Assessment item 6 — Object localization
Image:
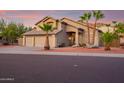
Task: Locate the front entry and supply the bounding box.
[67,32,75,46]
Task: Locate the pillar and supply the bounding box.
[75,29,79,46]
[23,36,26,46]
[33,36,35,47]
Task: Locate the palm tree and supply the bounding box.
[38,24,53,50]
[92,10,104,45]
[80,12,91,45]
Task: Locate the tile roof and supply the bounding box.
[23,29,61,36]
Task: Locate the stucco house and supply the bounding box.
[22,16,103,48]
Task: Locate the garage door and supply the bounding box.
[35,36,45,47]
[26,36,34,47]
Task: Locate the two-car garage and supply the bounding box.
[23,34,56,48]
[24,36,46,47]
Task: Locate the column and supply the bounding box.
[23,36,26,46]
[75,29,79,46]
[33,36,35,47]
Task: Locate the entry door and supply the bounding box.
[68,32,75,46]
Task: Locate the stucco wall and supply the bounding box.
[120,37,124,44]
[79,32,86,45]
[18,38,23,46]
[66,25,77,32]
[23,35,56,48]
[55,30,70,47]
[36,18,58,30]
[49,35,56,48]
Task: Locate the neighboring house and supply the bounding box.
[22,16,102,48]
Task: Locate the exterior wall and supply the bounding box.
[98,32,104,47]
[97,26,114,32]
[79,32,85,46]
[120,37,124,44]
[22,36,26,46]
[55,30,70,47]
[111,39,120,47]
[23,35,56,48]
[66,25,77,32]
[18,38,23,46]
[94,30,100,46]
[62,18,87,30]
[49,35,56,48]
[36,18,58,30]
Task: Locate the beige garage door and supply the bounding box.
[26,36,34,47]
[35,36,45,47]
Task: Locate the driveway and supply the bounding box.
[0,46,41,54]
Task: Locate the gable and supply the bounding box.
[35,16,58,29]
[61,18,89,31]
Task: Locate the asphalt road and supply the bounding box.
[0,54,124,83]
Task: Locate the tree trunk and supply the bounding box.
[44,32,50,50]
[104,43,111,51]
[92,20,97,45]
[87,21,90,45]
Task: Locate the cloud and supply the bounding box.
[0,11,40,20]
[8,14,39,19]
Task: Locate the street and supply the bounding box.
[0,54,124,83]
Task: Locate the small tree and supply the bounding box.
[0,21,31,45]
[17,24,32,38]
[0,29,9,45]
[38,24,53,50]
[6,22,18,44]
[102,31,118,51]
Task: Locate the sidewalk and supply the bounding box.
[0,46,124,58]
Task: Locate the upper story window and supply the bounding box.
[47,22,54,25]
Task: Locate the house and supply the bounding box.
[22,16,103,48]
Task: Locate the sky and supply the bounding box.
[0,10,124,27]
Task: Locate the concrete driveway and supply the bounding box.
[0,46,41,54]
